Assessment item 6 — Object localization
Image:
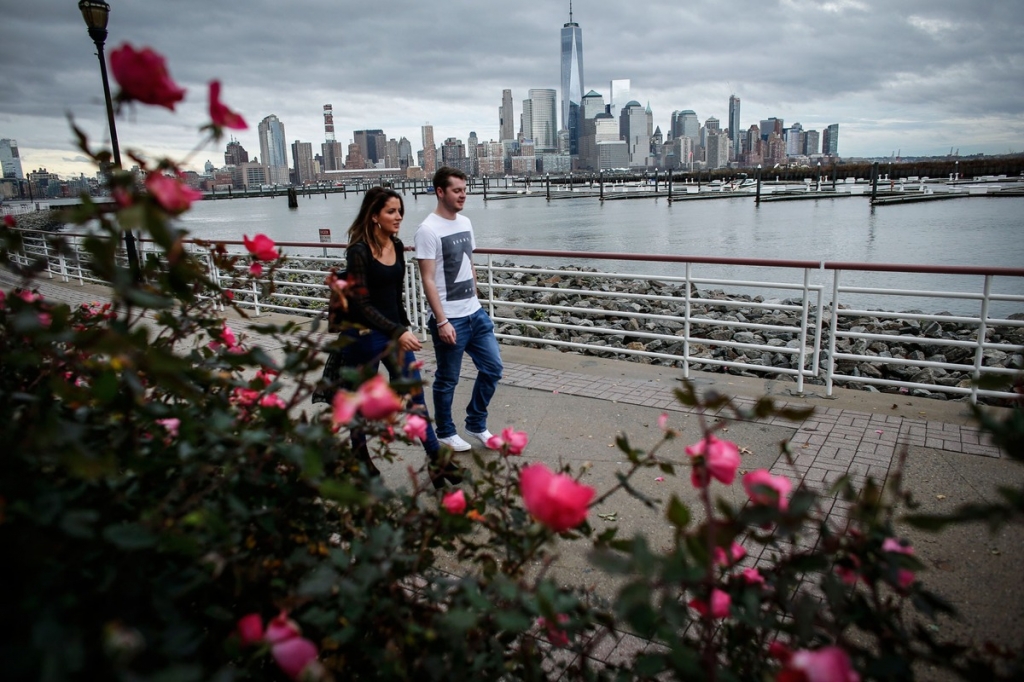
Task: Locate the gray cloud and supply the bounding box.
[3,0,1022,177]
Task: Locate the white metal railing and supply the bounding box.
[8,229,1024,403]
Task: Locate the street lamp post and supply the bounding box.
[79,0,140,278]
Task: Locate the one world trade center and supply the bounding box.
[560,2,584,156]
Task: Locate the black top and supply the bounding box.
[345,237,411,338]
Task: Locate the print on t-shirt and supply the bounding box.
[441,232,475,301]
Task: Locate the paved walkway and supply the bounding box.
[6,270,1022,675]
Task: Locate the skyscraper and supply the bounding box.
[560,2,584,155]
[760,117,784,141]
[608,79,630,115]
[581,90,604,120]
[291,141,315,185]
[0,139,25,179]
[467,131,479,176]
[421,124,436,174]
[728,95,741,160]
[354,130,387,165]
[671,110,700,144]
[619,101,649,167]
[224,139,249,166]
[785,122,804,156]
[527,89,558,153]
[398,137,412,168]
[258,115,289,185]
[822,124,840,156]
[500,89,515,142]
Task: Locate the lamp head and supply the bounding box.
[79,0,110,31]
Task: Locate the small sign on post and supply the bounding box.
[318,228,331,257]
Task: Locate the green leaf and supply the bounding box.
[60,509,100,539]
[103,522,157,550]
[298,564,339,598]
[93,369,119,403]
[319,480,367,506]
[666,494,691,529]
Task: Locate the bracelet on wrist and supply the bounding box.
[437,319,450,328]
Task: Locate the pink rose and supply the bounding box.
[255,369,278,386]
[356,375,402,420]
[265,612,301,644]
[236,613,264,646]
[657,412,669,430]
[231,387,261,407]
[520,463,595,533]
[208,80,247,130]
[713,541,746,566]
[3,214,15,227]
[742,567,765,585]
[156,418,180,437]
[271,637,319,680]
[486,426,529,455]
[781,646,860,682]
[331,391,360,426]
[243,233,279,261]
[403,414,428,441]
[689,588,731,619]
[538,614,570,647]
[249,262,263,277]
[686,434,741,488]
[109,43,186,110]
[209,322,238,351]
[743,469,792,511]
[442,489,467,515]
[145,172,203,214]
[882,538,913,555]
[259,394,286,409]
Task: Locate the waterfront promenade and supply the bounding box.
[6,270,1023,675]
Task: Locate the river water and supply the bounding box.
[176,190,1024,317]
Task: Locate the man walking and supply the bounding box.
[415,167,503,451]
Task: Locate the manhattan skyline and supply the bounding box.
[2,0,1022,179]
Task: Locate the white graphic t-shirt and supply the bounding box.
[414,212,482,320]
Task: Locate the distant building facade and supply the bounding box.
[560,7,584,155]
[1,139,25,179]
[257,115,289,185]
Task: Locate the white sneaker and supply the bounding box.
[438,434,472,452]
[467,429,498,450]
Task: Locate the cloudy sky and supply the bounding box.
[3,0,1022,178]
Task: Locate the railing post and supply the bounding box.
[486,254,495,318]
[251,281,261,317]
[812,284,823,376]
[42,238,54,279]
[683,262,692,379]
[796,268,811,394]
[826,269,841,396]
[76,235,85,285]
[970,275,993,405]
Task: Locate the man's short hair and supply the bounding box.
[433,166,468,192]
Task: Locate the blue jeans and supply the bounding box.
[428,308,504,438]
[339,329,440,457]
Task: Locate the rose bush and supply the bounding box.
[1,42,1021,682]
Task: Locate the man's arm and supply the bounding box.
[417,258,456,345]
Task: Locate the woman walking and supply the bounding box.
[314,187,461,488]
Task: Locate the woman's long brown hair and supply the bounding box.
[347,186,405,257]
